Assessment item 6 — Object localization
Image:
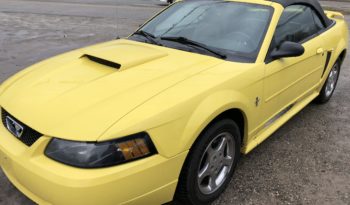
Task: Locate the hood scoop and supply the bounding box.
[82,42,168,71]
[83,54,121,69]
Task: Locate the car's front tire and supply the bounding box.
[174,119,241,205]
[315,60,341,104]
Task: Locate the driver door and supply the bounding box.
[263,5,327,122]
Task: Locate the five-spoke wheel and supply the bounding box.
[175,119,241,205]
[197,132,235,195]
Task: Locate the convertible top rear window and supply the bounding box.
[132,1,273,63]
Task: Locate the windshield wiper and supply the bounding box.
[160,36,227,59]
[133,30,162,46]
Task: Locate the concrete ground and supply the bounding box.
[322,0,350,14]
[0,0,349,204]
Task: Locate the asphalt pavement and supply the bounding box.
[0,1,349,205]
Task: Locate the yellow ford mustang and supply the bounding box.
[0,0,348,204]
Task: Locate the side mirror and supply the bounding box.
[270,41,305,60]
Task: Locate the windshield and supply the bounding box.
[130,1,273,62]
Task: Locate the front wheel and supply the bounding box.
[314,60,341,104]
[174,119,241,205]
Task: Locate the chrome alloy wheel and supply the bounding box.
[325,63,340,97]
[197,132,235,195]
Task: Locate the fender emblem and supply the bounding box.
[255,97,261,107]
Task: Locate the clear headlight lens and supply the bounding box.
[45,132,157,168]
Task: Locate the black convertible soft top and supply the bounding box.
[186,0,332,27]
[271,0,332,27]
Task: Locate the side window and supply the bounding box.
[274,5,324,47]
[312,9,326,31]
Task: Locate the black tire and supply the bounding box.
[314,60,341,104]
[174,119,241,205]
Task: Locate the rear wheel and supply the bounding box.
[314,60,341,104]
[174,119,241,205]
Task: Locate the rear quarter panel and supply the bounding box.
[318,12,349,89]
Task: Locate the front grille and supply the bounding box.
[1,109,42,146]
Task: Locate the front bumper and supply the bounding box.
[0,123,188,205]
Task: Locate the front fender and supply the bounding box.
[101,88,251,158]
[180,90,250,153]
[146,90,251,158]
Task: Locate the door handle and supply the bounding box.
[316,48,325,55]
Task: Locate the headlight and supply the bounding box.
[45,132,157,168]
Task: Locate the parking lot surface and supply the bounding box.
[0,1,349,204]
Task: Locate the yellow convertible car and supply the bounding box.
[0,0,348,204]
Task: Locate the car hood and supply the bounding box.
[0,39,222,141]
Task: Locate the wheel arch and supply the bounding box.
[184,106,249,155]
[202,109,247,146]
[338,49,347,66]
[180,91,251,154]
[174,109,246,204]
